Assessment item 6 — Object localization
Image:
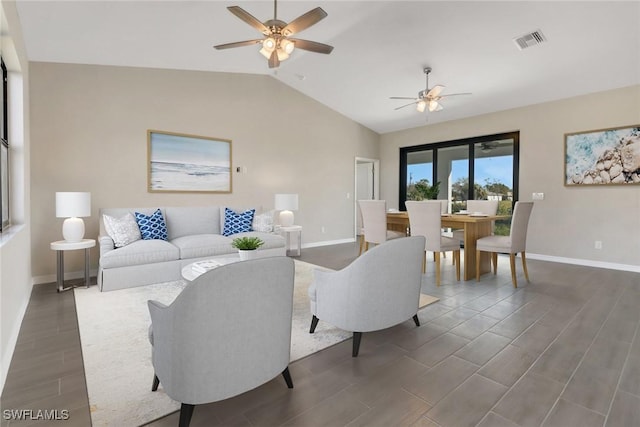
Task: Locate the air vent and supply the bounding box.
[513,30,547,50]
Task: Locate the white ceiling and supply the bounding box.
[14,1,640,134]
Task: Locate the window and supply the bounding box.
[400,132,519,234]
[1,57,9,231]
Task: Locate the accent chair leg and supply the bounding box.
[476,249,481,281]
[521,251,530,282]
[358,235,364,255]
[509,253,518,288]
[309,315,319,333]
[281,367,294,388]
[151,374,159,391]
[179,403,195,427]
[352,332,363,357]
[413,314,420,327]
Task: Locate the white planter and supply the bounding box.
[238,249,257,261]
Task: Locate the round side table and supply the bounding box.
[50,239,96,292]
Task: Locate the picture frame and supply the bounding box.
[564,124,640,186]
[147,130,232,193]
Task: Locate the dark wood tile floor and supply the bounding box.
[2,243,639,426]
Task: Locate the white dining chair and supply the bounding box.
[475,201,534,287]
[452,200,500,244]
[357,200,404,253]
[405,200,461,286]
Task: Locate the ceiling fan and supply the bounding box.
[391,67,471,113]
[214,0,334,69]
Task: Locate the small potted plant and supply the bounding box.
[231,236,265,261]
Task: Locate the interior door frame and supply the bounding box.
[354,157,380,239]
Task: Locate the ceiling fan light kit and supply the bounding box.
[390,67,471,114]
[214,0,333,68]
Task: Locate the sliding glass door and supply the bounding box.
[400,131,519,221]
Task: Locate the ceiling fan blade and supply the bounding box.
[214,39,263,50]
[394,101,419,111]
[389,97,417,100]
[227,6,270,35]
[427,85,445,98]
[428,100,443,112]
[282,7,328,36]
[439,92,473,98]
[289,38,333,54]
[268,50,280,68]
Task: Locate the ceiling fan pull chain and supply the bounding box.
[274,0,278,20]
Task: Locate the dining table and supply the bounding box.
[386,211,510,281]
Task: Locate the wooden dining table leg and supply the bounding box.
[463,222,493,281]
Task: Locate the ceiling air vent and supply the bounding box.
[513,30,547,50]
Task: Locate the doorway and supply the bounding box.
[354,157,380,239]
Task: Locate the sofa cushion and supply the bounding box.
[164,207,220,240]
[229,231,285,250]
[103,212,141,247]
[171,234,235,259]
[100,239,180,268]
[135,209,168,241]
[222,208,255,236]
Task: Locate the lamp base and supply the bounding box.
[62,217,86,242]
[279,210,294,227]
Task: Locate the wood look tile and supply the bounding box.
[478,344,537,387]
[449,314,500,340]
[282,389,369,427]
[619,355,640,396]
[429,307,479,330]
[408,333,470,368]
[605,390,640,427]
[454,332,511,366]
[345,389,430,427]
[403,356,479,405]
[543,399,605,427]
[476,412,520,427]
[427,374,507,427]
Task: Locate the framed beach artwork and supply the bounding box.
[147,130,232,193]
[564,125,640,186]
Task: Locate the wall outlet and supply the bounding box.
[595,240,603,250]
[532,192,544,200]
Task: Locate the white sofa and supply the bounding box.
[98,206,286,291]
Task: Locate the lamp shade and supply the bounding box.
[56,192,91,218]
[274,194,298,211]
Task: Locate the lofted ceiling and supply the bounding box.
[14,1,640,134]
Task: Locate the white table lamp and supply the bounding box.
[56,192,91,242]
[275,193,298,227]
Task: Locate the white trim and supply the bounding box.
[32,268,99,285]
[1,292,29,392]
[302,238,356,249]
[527,253,640,273]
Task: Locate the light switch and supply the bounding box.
[532,192,544,200]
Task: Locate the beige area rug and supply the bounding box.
[74,260,439,427]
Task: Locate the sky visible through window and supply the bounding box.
[408,155,513,188]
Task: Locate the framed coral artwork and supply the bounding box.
[147,130,232,193]
[564,125,640,186]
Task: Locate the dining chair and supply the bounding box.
[475,201,534,288]
[452,199,500,244]
[357,200,404,253]
[405,200,461,286]
[356,205,366,255]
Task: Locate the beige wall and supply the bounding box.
[380,85,640,268]
[29,63,379,279]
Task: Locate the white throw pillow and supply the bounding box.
[252,210,275,232]
[103,213,142,247]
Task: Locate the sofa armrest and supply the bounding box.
[99,234,115,257]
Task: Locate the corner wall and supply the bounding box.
[29,63,379,279]
[380,85,640,268]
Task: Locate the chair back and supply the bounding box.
[509,201,534,252]
[466,200,499,215]
[314,236,425,332]
[148,257,295,405]
[405,200,443,251]
[358,200,388,244]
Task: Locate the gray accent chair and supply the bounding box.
[148,257,295,427]
[308,236,425,357]
[357,200,405,253]
[475,201,534,287]
[406,201,461,286]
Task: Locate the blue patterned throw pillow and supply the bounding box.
[134,209,168,241]
[223,208,255,236]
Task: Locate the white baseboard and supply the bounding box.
[526,253,640,273]
[33,268,99,285]
[1,289,30,393]
[302,238,356,249]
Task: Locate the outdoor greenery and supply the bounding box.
[231,236,264,250]
[407,180,441,200]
